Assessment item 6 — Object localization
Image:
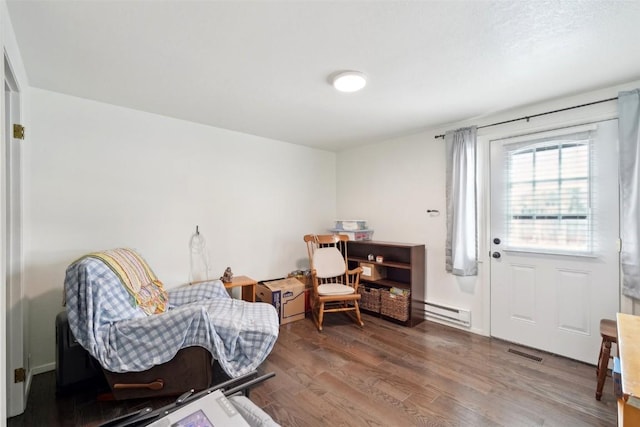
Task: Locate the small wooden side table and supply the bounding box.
[224,275,257,302]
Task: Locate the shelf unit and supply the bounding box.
[347,240,425,327]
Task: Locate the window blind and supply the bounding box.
[504,130,594,254]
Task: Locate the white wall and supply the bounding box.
[337,125,489,333]
[24,88,336,370]
[338,78,640,335]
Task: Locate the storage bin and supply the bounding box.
[334,220,367,231]
[381,288,410,322]
[359,262,386,280]
[330,229,374,241]
[358,286,381,313]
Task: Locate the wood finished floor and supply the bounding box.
[8,313,618,426]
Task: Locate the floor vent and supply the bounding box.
[508,348,543,362]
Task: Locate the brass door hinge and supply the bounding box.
[13,124,25,140]
[14,367,25,383]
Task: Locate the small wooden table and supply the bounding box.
[616,313,640,426]
[223,275,257,302]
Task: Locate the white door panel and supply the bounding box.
[556,268,590,334]
[509,264,535,323]
[490,120,619,364]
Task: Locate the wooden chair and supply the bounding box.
[304,234,364,331]
[595,318,618,400]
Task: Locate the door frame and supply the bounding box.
[3,52,26,417]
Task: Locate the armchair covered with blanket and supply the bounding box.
[63,248,279,399]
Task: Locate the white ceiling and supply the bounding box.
[7,1,640,151]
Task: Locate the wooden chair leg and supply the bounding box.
[310,298,319,330]
[354,302,364,327]
[596,339,611,401]
[317,302,325,332]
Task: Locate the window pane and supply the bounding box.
[559,180,589,216]
[561,144,589,179]
[508,182,533,216]
[535,181,559,215]
[535,147,559,181]
[505,132,592,253]
[509,151,533,183]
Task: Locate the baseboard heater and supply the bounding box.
[421,301,471,327]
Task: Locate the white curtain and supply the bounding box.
[619,89,640,299]
[445,126,478,276]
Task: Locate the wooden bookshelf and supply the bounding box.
[347,240,425,327]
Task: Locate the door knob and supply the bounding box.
[493,238,501,245]
[492,252,501,259]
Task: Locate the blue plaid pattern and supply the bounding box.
[64,257,279,377]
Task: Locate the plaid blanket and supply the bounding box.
[64,256,279,377]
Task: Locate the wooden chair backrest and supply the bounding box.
[303,234,349,271]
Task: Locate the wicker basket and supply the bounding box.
[358,286,381,313]
[380,289,410,322]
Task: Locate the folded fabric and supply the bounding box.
[81,247,168,315]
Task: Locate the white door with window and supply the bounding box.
[490,120,619,364]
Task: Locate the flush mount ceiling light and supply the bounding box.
[332,71,367,93]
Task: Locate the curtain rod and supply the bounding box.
[434,96,618,139]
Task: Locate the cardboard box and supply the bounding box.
[359,262,386,281]
[288,272,312,289]
[288,273,313,312]
[257,278,305,325]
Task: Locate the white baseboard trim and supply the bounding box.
[23,363,55,408]
[31,362,55,376]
